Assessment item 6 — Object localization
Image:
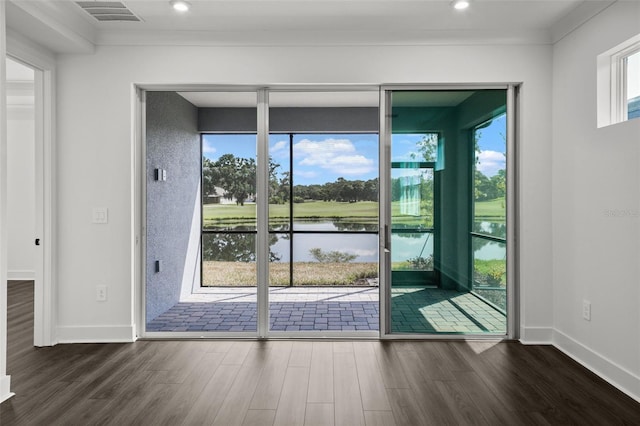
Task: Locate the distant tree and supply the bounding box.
[209,154,256,206]
[202,157,217,199]
[411,133,438,162]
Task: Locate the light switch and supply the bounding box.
[92,207,108,224]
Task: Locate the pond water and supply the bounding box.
[204,220,505,264]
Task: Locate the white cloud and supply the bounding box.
[270,140,288,153]
[477,150,505,176]
[295,170,319,179]
[202,140,217,155]
[294,138,374,175]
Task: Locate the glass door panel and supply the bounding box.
[386,89,508,335]
[267,91,380,333]
[145,90,259,335]
[200,132,258,332]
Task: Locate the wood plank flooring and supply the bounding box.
[2,280,640,425]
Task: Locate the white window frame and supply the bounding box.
[597,33,640,128]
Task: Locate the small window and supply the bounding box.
[597,34,640,127]
[625,50,640,120]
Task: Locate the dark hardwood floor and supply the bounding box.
[1,280,639,425]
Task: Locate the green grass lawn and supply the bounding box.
[203,200,379,227]
[474,197,506,220]
[202,198,504,227]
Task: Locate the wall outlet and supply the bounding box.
[92,207,108,224]
[96,285,108,302]
[582,300,591,321]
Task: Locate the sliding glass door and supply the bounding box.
[145,88,380,337]
[380,87,515,337]
[144,85,516,338]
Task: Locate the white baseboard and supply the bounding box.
[0,375,14,404]
[519,326,553,344]
[7,270,35,280]
[56,325,136,343]
[553,328,640,403]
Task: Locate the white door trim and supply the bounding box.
[6,36,57,347]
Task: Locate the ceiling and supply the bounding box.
[5,0,618,53]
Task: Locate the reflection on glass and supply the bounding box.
[291,234,378,286]
[473,113,506,239]
[389,89,508,335]
[391,233,434,271]
[202,233,257,286]
[472,236,506,311]
[391,168,434,229]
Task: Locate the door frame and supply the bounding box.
[378,84,519,340]
[6,36,57,347]
[134,83,519,340]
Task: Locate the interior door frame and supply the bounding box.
[379,84,520,340]
[6,37,57,347]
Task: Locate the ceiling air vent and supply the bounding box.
[75,1,141,22]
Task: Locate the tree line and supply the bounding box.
[203,154,378,205]
[202,133,505,206]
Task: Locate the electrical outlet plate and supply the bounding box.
[582,300,591,321]
[96,285,107,302]
[92,207,108,224]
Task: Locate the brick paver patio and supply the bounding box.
[147,286,505,334]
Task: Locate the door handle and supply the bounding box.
[35,238,40,246]
[384,225,390,251]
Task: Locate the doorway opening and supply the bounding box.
[140,85,517,339]
[143,89,381,336]
[4,52,55,348]
[5,58,36,352]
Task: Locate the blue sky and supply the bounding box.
[202,114,506,184]
[474,113,507,177]
[203,133,379,185]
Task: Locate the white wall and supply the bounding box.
[7,91,35,280]
[552,1,640,400]
[54,43,553,342]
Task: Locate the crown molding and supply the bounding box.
[550,0,616,44]
[96,28,552,47]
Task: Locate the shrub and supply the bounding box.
[407,255,434,270]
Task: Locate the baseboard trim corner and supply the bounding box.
[519,326,553,344]
[0,375,14,404]
[553,328,640,403]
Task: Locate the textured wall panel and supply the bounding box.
[146,92,200,324]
